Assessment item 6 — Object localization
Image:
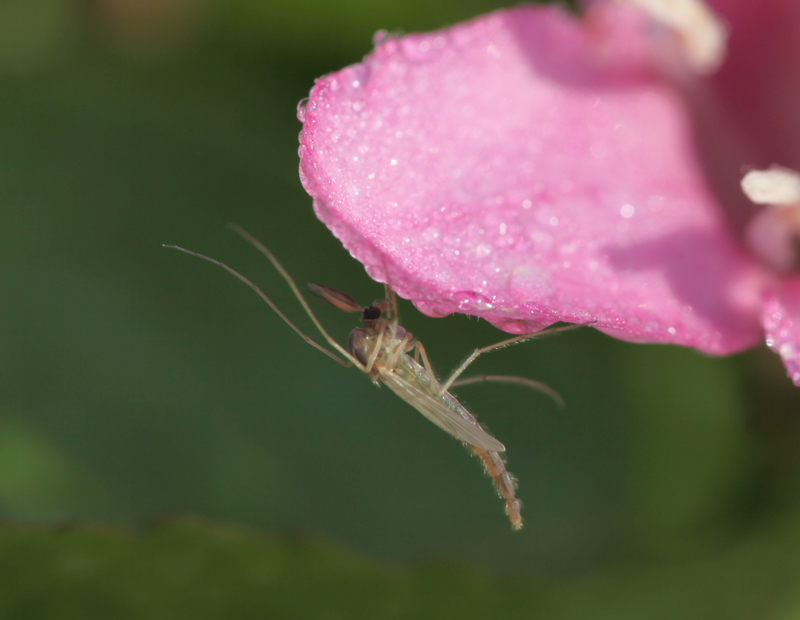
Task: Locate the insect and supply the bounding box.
[166,226,585,530]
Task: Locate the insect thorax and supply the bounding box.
[348,321,408,369]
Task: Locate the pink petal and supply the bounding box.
[708,0,800,171]
[298,4,765,353]
[762,279,800,385]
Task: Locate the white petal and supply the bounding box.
[741,168,800,206]
[623,0,727,73]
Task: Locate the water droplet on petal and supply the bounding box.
[414,300,448,318]
[494,319,542,335]
[475,243,492,258]
[373,30,389,46]
[297,98,308,122]
[454,291,493,311]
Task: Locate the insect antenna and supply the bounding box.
[164,237,354,367]
[307,283,363,313]
[225,225,368,366]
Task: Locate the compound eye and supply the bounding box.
[362,306,382,321]
[348,329,369,366]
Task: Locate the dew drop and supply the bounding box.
[475,243,492,258]
[373,30,389,45]
[296,99,308,122]
[454,291,493,311]
[414,300,448,318]
[494,319,540,335]
[421,227,440,242]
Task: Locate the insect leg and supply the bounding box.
[363,326,387,373]
[378,327,415,372]
[387,286,400,321]
[378,251,400,322]
[450,375,564,408]
[411,341,439,385]
[440,322,592,393]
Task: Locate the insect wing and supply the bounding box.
[380,369,506,452]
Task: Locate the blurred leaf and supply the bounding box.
[0,420,88,517]
[0,0,70,71]
[1,516,800,619]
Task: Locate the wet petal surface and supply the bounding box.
[299,4,764,352]
[763,280,800,385]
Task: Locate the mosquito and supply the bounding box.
[165,225,588,530]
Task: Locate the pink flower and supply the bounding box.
[297,0,800,384]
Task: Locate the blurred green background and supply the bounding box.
[2,0,800,617]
